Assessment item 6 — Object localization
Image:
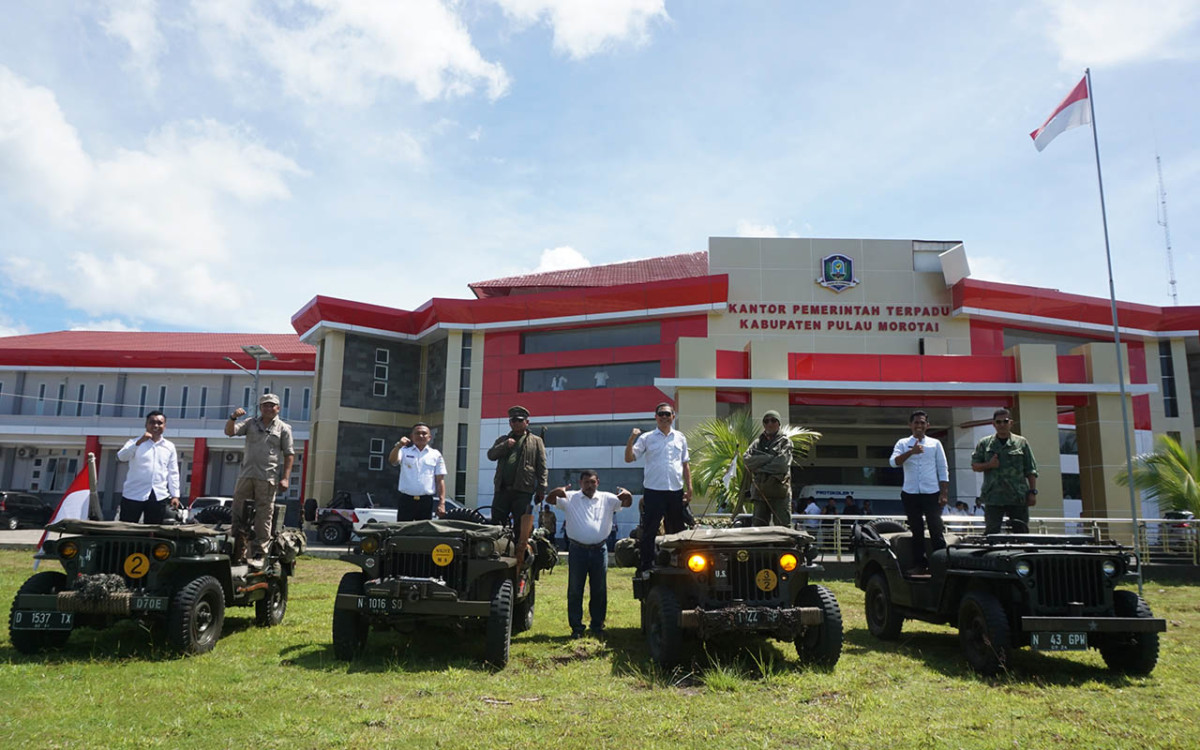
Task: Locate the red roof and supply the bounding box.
[468,252,709,298]
[0,331,314,370]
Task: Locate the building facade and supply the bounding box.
[0,332,314,516]
[292,237,1200,520]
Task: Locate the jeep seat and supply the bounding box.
[882,531,961,571]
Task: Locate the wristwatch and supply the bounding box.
[1028,489,1038,495]
[228,413,238,420]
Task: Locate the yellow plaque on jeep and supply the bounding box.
[123,552,151,579]
[431,544,454,567]
[755,569,778,592]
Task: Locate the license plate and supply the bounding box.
[11,610,74,631]
[131,596,168,612]
[733,609,778,626]
[357,596,401,613]
[1030,631,1087,651]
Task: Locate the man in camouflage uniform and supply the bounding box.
[742,410,793,526]
[971,407,1038,534]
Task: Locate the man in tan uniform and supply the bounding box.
[226,393,295,565]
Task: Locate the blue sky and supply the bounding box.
[1,0,1197,335]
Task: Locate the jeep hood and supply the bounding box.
[658,526,813,550]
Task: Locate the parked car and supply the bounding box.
[0,491,53,530]
[186,496,233,523]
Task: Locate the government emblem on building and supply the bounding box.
[815,254,859,293]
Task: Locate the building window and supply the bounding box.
[55,383,66,416]
[282,387,291,420]
[199,387,208,418]
[368,438,385,471]
[376,348,390,364]
[95,384,104,416]
[302,388,311,420]
[522,321,660,354]
[459,332,472,409]
[158,385,167,412]
[373,381,388,397]
[75,384,85,417]
[519,361,660,393]
[455,423,469,501]
[374,364,388,381]
[180,386,189,419]
[243,387,252,411]
[1160,340,1179,418]
[138,385,148,417]
[1058,429,1079,455]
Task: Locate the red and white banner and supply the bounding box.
[1030,75,1090,152]
[35,467,91,563]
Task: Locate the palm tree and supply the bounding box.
[1116,434,1200,515]
[686,410,821,516]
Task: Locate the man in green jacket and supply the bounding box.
[971,407,1039,534]
[487,405,547,571]
[743,410,793,526]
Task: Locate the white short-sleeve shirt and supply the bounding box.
[559,490,622,546]
[631,428,689,491]
[397,444,447,496]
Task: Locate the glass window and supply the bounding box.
[373,381,387,397]
[376,348,389,364]
[243,387,251,410]
[370,438,385,453]
[374,364,389,381]
[94,384,104,416]
[199,387,207,418]
[522,322,660,354]
[158,385,167,411]
[138,385,148,417]
[1160,341,1179,418]
[75,384,85,417]
[56,383,66,416]
[369,455,384,471]
[455,423,468,501]
[458,333,472,409]
[282,388,291,420]
[817,445,859,459]
[302,388,311,420]
[520,361,660,393]
[1058,428,1078,455]
[36,384,46,416]
[180,386,189,419]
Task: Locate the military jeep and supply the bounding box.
[853,522,1166,676]
[633,526,842,668]
[331,518,554,669]
[9,512,305,656]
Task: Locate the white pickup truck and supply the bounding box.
[306,495,472,545]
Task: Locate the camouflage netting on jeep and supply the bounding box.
[359,519,513,543]
[47,519,220,538]
[275,528,307,562]
[658,525,813,550]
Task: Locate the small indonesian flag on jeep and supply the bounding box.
[34,467,91,566]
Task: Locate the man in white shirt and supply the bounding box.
[547,470,632,638]
[388,423,447,521]
[889,410,949,576]
[116,410,180,524]
[625,402,692,572]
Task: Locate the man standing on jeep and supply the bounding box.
[116,410,180,523]
[890,410,949,576]
[487,405,547,573]
[388,423,447,521]
[742,410,793,526]
[626,402,692,572]
[226,393,295,565]
[971,407,1038,535]
[546,471,632,638]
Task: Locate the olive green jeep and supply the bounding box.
[332,517,555,669]
[9,512,305,656]
[632,526,842,668]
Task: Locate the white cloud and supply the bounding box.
[493,0,668,59]
[534,245,590,272]
[193,0,510,104]
[98,0,167,88]
[1042,0,1200,68]
[365,129,426,165]
[736,220,779,238]
[0,316,26,338]
[69,318,142,332]
[0,66,305,329]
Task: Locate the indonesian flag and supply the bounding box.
[34,466,91,565]
[1030,75,1091,152]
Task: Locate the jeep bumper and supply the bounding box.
[13,591,169,618]
[335,576,490,617]
[1021,616,1167,633]
[682,604,823,640]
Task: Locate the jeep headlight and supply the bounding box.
[1015,560,1031,577]
[361,536,379,554]
[152,542,171,561]
[1102,560,1118,577]
[779,553,798,572]
[59,540,79,560]
[687,553,708,573]
[474,540,495,558]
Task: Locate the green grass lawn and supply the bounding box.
[2,549,1197,749]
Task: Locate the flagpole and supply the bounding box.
[87,452,102,521]
[1085,68,1143,595]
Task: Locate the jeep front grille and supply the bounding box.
[379,551,466,590]
[710,549,787,604]
[1031,556,1107,610]
[85,539,160,588]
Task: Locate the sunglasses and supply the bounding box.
[994,418,1011,424]
[763,417,779,424]
[509,416,527,422]
[656,411,673,418]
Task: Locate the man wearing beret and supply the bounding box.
[225,392,294,566]
[742,409,794,526]
[487,405,547,572]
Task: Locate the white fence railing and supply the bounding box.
[695,514,1198,566]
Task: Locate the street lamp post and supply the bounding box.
[224,344,276,414]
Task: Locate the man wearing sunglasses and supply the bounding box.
[487,405,547,572]
[625,402,692,571]
[742,410,793,527]
[971,407,1039,535]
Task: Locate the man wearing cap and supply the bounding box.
[742,410,794,526]
[388,423,447,521]
[626,402,693,571]
[226,393,295,565]
[487,405,547,571]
